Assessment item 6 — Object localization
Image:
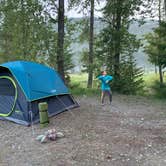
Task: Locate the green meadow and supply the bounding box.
[70,72,166,99]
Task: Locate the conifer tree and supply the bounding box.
[94,0,144,94]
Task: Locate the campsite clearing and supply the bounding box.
[0,94,166,166]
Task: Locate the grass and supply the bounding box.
[143,73,159,87]
[69,73,100,96]
[143,72,166,85]
[69,72,166,98]
[142,73,166,98]
[70,73,88,88]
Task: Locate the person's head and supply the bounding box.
[101,71,107,75]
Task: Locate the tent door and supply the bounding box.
[0,76,17,117]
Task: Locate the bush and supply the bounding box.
[152,81,166,98]
[113,59,144,95]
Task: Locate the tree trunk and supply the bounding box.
[159,64,163,85]
[87,0,94,88]
[155,64,157,74]
[164,0,166,17]
[57,0,65,80]
[114,1,121,82]
[21,0,27,59]
[158,0,163,85]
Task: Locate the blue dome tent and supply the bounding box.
[0,61,78,126]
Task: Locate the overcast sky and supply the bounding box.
[65,1,160,20]
[66,1,106,18]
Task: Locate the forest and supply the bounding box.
[0,0,166,98]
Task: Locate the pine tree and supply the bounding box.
[94,0,144,94]
[117,53,144,94]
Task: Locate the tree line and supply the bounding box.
[0,0,166,94]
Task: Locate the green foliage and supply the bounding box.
[112,56,144,95]
[69,73,99,96]
[80,49,89,72]
[95,26,140,71]
[68,0,97,88]
[77,18,89,43]
[0,0,51,63]
[152,81,166,98]
[144,21,166,85]
[69,72,165,98]
[144,21,166,68]
[70,86,99,96]
[140,73,166,97]
[0,0,75,80]
[68,0,91,14]
[143,73,159,87]
[63,18,76,72]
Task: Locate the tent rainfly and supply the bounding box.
[0,61,78,126]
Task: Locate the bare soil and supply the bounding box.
[0,94,166,166]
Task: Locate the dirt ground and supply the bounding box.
[0,94,166,166]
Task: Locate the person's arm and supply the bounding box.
[94,76,99,80]
[105,75,113,83]
[108,75,113,81]
[97,75,103,80]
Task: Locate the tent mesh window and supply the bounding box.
[0,68,16,115]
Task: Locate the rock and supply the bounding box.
[106,155,112,160]
[36,135,45,141]
[148,144,152,147]
[141,118,144,121]
[40,135,47,143]
[56,132,65,138]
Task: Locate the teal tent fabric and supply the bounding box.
[0,61,69,101]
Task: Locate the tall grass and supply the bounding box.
[69,73,100,96]
[143,73,166,85]
[143,73,166,98]
[69,72,166,98]
[143,73,159,87]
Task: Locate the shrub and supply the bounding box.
[152,81,166,98]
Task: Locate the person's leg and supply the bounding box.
[101,90,106,104]
[106,90,112,104]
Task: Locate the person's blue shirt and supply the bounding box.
[97,75,113,90]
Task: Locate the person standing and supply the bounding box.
[97,71,113,105]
